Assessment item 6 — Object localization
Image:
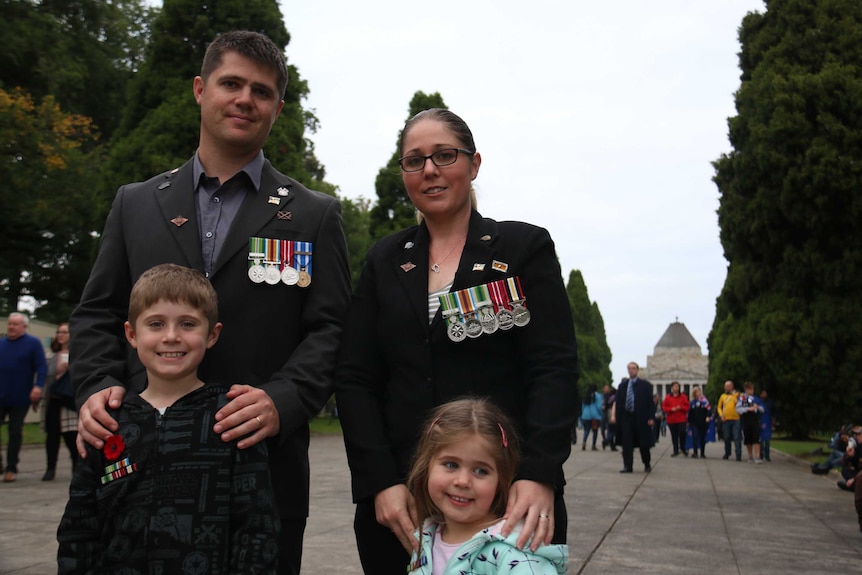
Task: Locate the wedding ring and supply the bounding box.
[255,416,263,428]
[539,514,550,519]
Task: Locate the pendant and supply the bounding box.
[431,263,440,274]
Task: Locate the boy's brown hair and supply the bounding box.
[128,264,218,329]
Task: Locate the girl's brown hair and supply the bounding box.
[406,397,520,526]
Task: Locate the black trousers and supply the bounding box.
[619,411,651,470]
[276,516,306,575]
[353,490,568,574]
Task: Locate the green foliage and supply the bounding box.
[368,91,448,244]
[340,196,372,288]
[0,88,102,321]
[565,270,612,393]
[0,0,154,141]
[710,0,862,438]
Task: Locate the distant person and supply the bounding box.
[758,389,775,462]
[405,398,568,575]
[58,264,279,573]
[612,362,654,473]
[735,381,764,464]
[687,386,711,459]
[580,384,603,451]
[0,312,47,483]
[601,384,617,451]
[652,392,664,444]
[40,322,78,481]
[717,380,742,461]
[837,433,861,492]
[662,381,689,457]
[68,31,351,574]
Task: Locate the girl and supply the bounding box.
[406,398,568,575]
[662,382,690,456]
[688,386,711,458]
[580,384,603,451]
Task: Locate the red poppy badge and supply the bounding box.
[103,434,125,462]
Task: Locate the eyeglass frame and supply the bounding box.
[398,148,475,173]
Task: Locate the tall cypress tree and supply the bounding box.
[710,0,862,437]
[565,270,612,392]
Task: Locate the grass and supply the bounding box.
[9,417,341,446]
[772,434,831,463]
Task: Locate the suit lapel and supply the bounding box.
[392,224,431,330]
[212,162,293,277]
[155,161,205,271]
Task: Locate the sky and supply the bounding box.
[278,0,766,381]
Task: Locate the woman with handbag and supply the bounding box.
[40,322,78,480]
[581,384,604,451]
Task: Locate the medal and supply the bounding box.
[264,264,281,285]
[512,302,531,327]
[475,285,498,334]
[465,313,483,338]
[248,237,268,283]
[440,293,466,343]
[295,241,313,288]
[281,240,299,285]
[506,276,531,327]
[448,321,467,342]
[297,268,311,287]
[490,280,515,330]
[497,308,515,330]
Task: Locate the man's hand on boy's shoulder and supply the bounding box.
[77,386,126,457]
[214,384,279,449]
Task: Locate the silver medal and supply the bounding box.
[497,308,515,330]
[248,264,266,284]
[512,302,531,327]
[448,321,467,342]
[479,306,499,335]
[465,314,483,339]
[264,264,281,285]
[281,265,299,285]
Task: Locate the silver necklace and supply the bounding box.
[430,238,464,273]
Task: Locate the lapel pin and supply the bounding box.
[472,263,486,271]
[400,262,417,272]
[268,196,280,205]
[404,241,414,249]
[170,215,188,227]
[480,235,491,241]
[277,186,289,197]
[277,211,292,220]
[492,260,509,272]
[158,182,171,190]
[169,167,180,174]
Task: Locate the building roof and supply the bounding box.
[654,321,701,350]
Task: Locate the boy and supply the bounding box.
[58,264,279,573]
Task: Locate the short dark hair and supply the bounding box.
[128,264,218,329]
[201,30,288,99]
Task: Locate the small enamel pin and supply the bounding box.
[277,211,292,220]
[404,241,414,249]
[492,260,509,273]
[170,215,188,227]
[472,263,486,271]
[268,196,280,205]
[480,235,491,241]
[400,262,417,272]
[277,186,289,197]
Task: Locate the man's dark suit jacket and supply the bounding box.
[614,377,655,449]
[70,158,351,517]
[336,210,579,503]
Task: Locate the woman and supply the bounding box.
[335,109,578,574]
[662,381,690,457]
[580,384,603,451]
[40,322,78,480]
[652,392,664,444]
[688,386,711,458]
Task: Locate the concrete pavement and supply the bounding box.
[2,433,861,573]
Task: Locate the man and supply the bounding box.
[612,362,654,473]
[717,380,742,461]
[70,31,351,574]
[0,313,48,482]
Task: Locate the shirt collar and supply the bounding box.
[193,150,265,192]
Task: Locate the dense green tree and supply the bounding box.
[565,270,612,393]
[709,0,862,438]
[0,88,100,321]
[340,195,372,288]
[0,0,153,141]
[368,91,447,244]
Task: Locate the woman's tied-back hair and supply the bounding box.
[128,264,219,330]
[406,397,520,526]
[201,30,289,99]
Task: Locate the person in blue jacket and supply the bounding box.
[580,384,604,451]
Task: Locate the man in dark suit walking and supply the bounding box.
[69,31,351,575]
[612,362,655,473]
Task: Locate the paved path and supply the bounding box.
[2,434,861,573]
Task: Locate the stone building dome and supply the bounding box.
[640,319,708,398]
[655,321,701,350]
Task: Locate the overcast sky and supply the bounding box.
[278,0,766,381]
